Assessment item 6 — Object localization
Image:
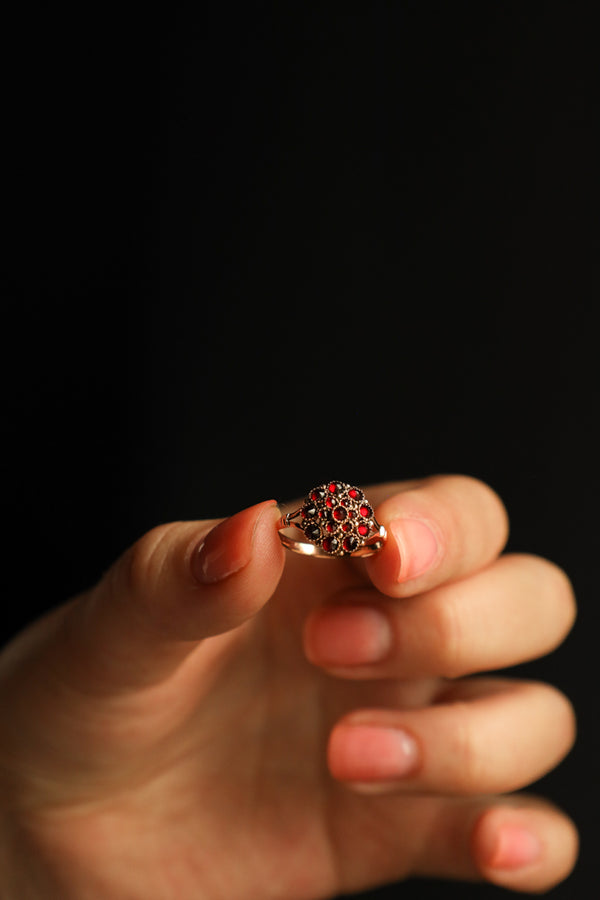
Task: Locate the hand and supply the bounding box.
[0,476,577,898]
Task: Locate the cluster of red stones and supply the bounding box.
[300,481,375,556]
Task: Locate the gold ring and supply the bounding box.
[277,481,387,558]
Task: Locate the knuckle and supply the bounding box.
[449,702,485,791]
[431,473,505,512]
[467,477,510,549]
[430,474,510,558]
[428,593,465,678]
[543,684,577,754]
[520,554,578,641]
[520,681,577,768]
[546,561,577,634]
[122,523,181,600]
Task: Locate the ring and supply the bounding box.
[277,481,387,558]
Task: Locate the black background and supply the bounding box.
[3,3,598,897]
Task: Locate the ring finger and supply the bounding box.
[328,677,576,795]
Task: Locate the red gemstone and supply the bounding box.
[333,507,347,521]
[326,497,333,508]
[326,522,334,533]
[305,524,321,542]
[342,523,351,532]
[359,504,372,518]
[328,482,337,493]
[343,535,358,552]
[358,523,369,536]
[348,488,359,499]
[323,536,339,553]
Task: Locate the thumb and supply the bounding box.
[55,499,285,689]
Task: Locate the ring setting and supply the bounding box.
[277,481,387,558]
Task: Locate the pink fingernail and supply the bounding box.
[337,726,420,781]
[307,606,393,667]
[390,518,439,581]
[490,825,543,870]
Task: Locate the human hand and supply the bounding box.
[0,477,577,898]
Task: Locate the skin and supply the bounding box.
[0,476,578,898]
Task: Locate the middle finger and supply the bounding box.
[304,554,576,679]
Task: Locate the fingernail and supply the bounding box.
[307,606,393,667]
[340,725,420,781]
[193,500,278,585]
[489,825,543,870]
[390,518,439,581]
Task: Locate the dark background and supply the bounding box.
[3,3,598,897]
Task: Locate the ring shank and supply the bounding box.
[277,516,387,559]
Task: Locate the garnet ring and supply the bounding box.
[277,481,387,558]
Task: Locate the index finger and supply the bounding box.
[364,475,509,597]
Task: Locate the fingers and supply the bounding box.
[52,499,285,690]
[317,475,578,895]
[337,793,578,894]
[364,475,509,597]
[360,793,578,894]
[328,678,576,795]
[469,797,579,893]
[304,553,576,678]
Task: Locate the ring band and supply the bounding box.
[277,481,387,558]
